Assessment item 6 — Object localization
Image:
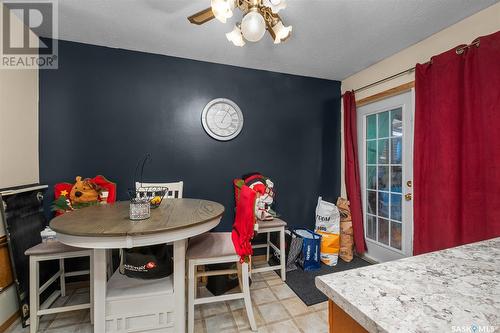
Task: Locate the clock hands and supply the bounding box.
[220,111,229,124]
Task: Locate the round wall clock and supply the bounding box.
[201,98,244,141]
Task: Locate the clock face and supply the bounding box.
[201,98,244,141]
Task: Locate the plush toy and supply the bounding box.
[243,173,276,221]
[52,175,117,214]
[70,176,101,204]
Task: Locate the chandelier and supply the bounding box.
[188,0,292,47]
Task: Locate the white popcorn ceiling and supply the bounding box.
[39,0,498,80]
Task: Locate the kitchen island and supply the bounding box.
[315,238,500,333]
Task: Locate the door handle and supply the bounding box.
[405,193,412,201]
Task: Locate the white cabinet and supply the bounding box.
[105,270,175,333]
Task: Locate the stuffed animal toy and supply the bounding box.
[243,173,276,221]
[70,176,101,204]
[52,175,116,214]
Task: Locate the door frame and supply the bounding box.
[357,89,414,262]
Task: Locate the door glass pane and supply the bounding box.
[378,166,389,191]
[364,105,406,253]
[367,141,377,164]
[378,111,389,138]
[366,215,376,240]
[367,166,377,189]
[391,194,402,221]
[367,190,377,214]
[378,218,389,245]
[390,222,402,250]
[367,115,377,139]
[378,192,389,218]
[391,137,402,164]
[391,108,402,137]
[391,166,402,193]
[378,139,389,164]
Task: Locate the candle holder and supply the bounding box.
[129,197,151,221]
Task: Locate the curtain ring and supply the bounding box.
[456,38,480,55]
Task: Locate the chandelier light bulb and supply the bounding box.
[211,0,235,23]
[240,10,266,42]
[272,21,292,44]
[226,25,245,47]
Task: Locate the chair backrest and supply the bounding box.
[135,181,183,198]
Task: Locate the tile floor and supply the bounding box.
[5,270,328,333]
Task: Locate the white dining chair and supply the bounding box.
[186,232,256,333]
[135,181,184,199]
[119,181,183,274]
[121,181,184,267]
[252,218,287,281]
[25,242,93,333]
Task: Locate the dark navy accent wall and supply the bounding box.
[39,39,341,231]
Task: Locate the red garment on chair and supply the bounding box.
[231,184,256,262]
[343,91,367,254]
[414,31,500,254]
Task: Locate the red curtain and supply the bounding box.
[414,31,500,255]
[343,91,367,254]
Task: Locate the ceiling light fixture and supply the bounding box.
[188,0,292,47]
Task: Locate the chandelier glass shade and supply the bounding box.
[263,0,287,13]
[211,0,235,23]
[269,20,292,44]
[226,25,246,46]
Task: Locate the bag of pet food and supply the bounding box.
[337,197,354,262]
[315,197,340,266]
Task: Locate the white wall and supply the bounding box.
[0,82,37,333]
[340,2,500,196]
[0,67,39,190]
[0,4,39,327]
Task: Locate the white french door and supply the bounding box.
[357,90,414,262]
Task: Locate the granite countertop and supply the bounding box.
[315,238,500,333]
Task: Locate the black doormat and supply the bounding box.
[280,257,372,306]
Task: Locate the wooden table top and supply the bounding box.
[50,198,225,237]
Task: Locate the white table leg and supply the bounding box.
[93,249,107,333]
[280,228,286,281]
[29,256,39,333]
[174,239,187,333]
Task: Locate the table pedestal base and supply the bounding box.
[92,239,187,333]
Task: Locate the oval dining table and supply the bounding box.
[50,198,225,333]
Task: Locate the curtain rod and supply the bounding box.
[340,66,415,98]
[342,37,481,97]
[350,66,415,94]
